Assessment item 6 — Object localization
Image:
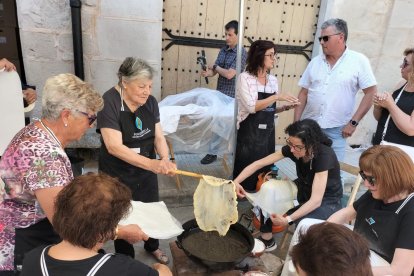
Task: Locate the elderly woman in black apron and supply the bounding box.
[97,57,176,264]
[233,40,299,192]
[329,145,414,275]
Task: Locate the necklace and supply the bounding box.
[40,120,63,148]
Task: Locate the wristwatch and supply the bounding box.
[349,119,359,127]
[212,64,218,71]
[286,215,294,225]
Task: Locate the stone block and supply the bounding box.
[16,0,71,31]
[57,33,74,61]
[95,17,162,61]
[19,31,57,60]
[100,0,162,20]
[388,0,414,29]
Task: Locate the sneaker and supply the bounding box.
[200,154,217,164]
[258,236,277,252]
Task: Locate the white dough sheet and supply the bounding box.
[159,88,235,155]
[245,179,297,219]
[119,201,183,239]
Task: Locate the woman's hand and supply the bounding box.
[270,213,288,226]
[235,182,247,198]
[373,92,395,109]
[117,224,149,244]
[276,93,300,104]
[0,58,16,71]
[150,158,177,175]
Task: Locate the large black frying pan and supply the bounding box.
[176,219,254,271]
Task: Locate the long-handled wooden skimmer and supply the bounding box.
[173,169,203,179]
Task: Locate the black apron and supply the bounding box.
[99,99,158,202]
[233,90,276,192]
[354,193,414,263]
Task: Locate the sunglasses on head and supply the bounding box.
[318,33,341,43]
[359,171,376,186]
[75,110,97,125]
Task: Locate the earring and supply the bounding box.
[64,123,68,127]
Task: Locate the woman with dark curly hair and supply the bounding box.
[21,173,172,276]
[232,40,299,193]
[234,119,342,251]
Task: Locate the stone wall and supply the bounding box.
[16,0,162,147]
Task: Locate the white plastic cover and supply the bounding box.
[245,179,297,219]
[119,201,184,239]
[159,88,235,155]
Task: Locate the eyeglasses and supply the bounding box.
[318,33,341,42]
[359,171,376,186]
[75,110,97,125]
[286,139,305,151]
[402,58,410,69]
[264,53,277,59]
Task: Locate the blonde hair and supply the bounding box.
[42,73,104,120]
[359,145,414,200]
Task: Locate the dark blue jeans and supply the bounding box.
[261,197,342,233]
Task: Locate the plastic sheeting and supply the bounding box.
[159,88,235,155]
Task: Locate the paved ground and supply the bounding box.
[82,146,366,273]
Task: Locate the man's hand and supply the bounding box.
[201,66,214,78]
[117,224,149,244]
[23,88,37,105]
[342,122,357,138]
[270,213,288,226]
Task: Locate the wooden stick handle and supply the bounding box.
[173,169,203,179]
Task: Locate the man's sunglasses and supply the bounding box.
[75,110,97,125]
[318,33,341,43]
[359,171,376,186]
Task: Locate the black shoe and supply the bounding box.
[200,154,217,164]
[258,236,277,252]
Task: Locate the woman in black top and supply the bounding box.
[96,57,176,264]
[372,47,414,146]
[234,119,342,250]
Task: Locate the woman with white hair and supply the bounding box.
[0,74,147,275]
[97,57,176,264]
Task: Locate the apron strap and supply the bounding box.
[395,192,414,214]
[40,245,113,276]
[381,83,407,142]
[86,253,114,276]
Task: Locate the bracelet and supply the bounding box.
[113,226,119,240]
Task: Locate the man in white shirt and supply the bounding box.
[294,18,377,161]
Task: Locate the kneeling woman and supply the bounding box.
[234,119,342,249]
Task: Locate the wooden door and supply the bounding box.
[162,0,321,144]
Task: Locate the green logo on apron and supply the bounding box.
[135,116,143,131]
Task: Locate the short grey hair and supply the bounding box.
[117,57,155,86]
[321,18,348,42]
[42,73,104,121]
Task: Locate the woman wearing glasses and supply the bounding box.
[372,48,414,147]
[233,40,299,193]
[234,119,343,250]
[328,145,414,275]
[0,74,105,273]
[96,57,176,265]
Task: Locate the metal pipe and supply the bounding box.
[70,0,84,80]
[232,0,245,173]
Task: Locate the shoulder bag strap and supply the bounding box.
[395,192,414,214]
[86,253,114,276]
[381,83,407,142]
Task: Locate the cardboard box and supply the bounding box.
[0,0,17,27]
[0,26,18,58]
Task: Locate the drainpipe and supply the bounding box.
[70,0,84,80]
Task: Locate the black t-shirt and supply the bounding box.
[96,87,160,134]
[372,83,414,146]
[21,245,159,276]
[281,144,342,203]
[353,191,414,262]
